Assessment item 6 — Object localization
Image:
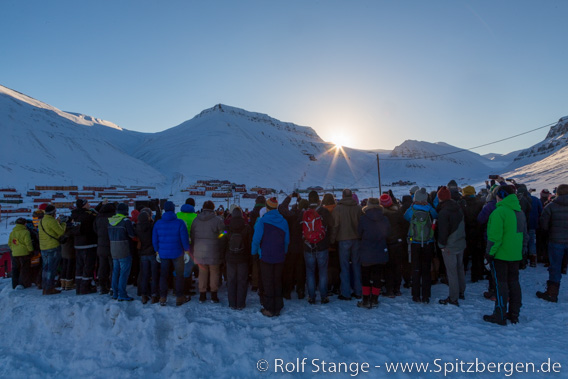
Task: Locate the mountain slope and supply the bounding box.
[0,85,166,188]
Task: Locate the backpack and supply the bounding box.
[302,207,326,245]
[228,231,244,254]
[408,206,434,246]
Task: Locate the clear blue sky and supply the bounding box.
[1,0,566,154]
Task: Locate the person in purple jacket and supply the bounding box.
[152,201,191,307]
[251,197,290,317]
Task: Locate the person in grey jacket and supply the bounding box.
[537,184,568,302]
[436,186,467,306]
[190,200,226,303]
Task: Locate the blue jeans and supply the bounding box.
[41,247,61,290]
[160,256,184,298]
[112,256,132,299]
[338,239,361,298]
[528,229,537,256]
[548,243,568,283]
[140,255,160,297]
[304,249,329,300]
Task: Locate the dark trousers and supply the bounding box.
[76,247,97,282]
[98,253,113,291]
[227,261,249,308]
[140,255,160,297]
[411,243,434,299]
[61,257,75,281]
[160,256,184,298]
[11,255,31,288]
[282,250,306,295]
[386,242,404,292]
[467,237,485,281]
[260,261,284,315]
[361,264,384,289]
[327,245,340,292]
[491,259,522,322]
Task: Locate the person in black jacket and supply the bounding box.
[225,207,253,310]
[136,208,159,304]
[93,202,115,295]
[460,186,484,282]
[357,198,390,308]
[278,193,307,300]
[380,194,408,297]
[70,199,98,295]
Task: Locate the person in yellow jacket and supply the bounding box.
[38,204,66,295]
[8,218,34,289]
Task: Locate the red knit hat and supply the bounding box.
[266,197,278,209]
[38,203,48,211]
[379,194,393,208]
[437,186,452,202]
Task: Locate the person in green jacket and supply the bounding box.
[38,205,66,295]
[483,185,528,326]
[8,218,34,289]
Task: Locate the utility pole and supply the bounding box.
[376,153,382,194]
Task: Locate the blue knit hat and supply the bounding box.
[164,201,175,212]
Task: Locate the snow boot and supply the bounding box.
[151,295,159,304]
[75,279,82,295]
[370,287,380,307]
[159,297,167,306]
[61,279,67,290]
[529,255,537,268]
[483,313,507,326]
[199,292,207,303]
[141,295,149,304]
[357,295,371,309]
[210,292,219,303]
[507,313,519,324]
[536,281,559,303]
[80,279,97,295]
[439,297,459,306]
[176,296,190,306]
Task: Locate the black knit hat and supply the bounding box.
[45,204,56,215]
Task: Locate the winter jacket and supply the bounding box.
[357,207,390,265]
[70,208,98,249]
[94,206,114,256]
[540,194,568,244]
[177,204,197,241]
[38,215,66,251]
[404,203,438,244]
[460,196,483,242]
[60,222,76,260]
[225,213,253,264]
[382,204,408,246]
[190,209,226,265]
[437,199,467,253]
[278,196,305,255]
[303,205,333,253]
[487,194,527,261]
[331,197,363,243]
[152,211,190,260]
[528,195,543,230]
[8,224,33,257]
[251,209,290,264]
[136,212,155,256]
[108,213,136,259]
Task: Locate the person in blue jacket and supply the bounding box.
[152,201,191,307]
[251,197,290,317]
[404,188,437,304]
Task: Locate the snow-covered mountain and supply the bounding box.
[0,85,165,188]
[1,84,567,193]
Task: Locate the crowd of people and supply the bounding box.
[7,177,568,324]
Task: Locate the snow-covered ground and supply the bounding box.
[0,265,566,378]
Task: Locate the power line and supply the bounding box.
[380,121,555,161]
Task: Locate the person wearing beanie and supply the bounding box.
[191,200,225,304]
[330,189,363,300]
[225,207,253,310]
[462,186,476,198]
[379,194,393,208]
[404,188,438,304]
[135,209,159,304]
[177,201,198,297]
[94,203,116,295]
[381,192,408,297]
[436,187,467,307]
[540,189,551,207]
[460,185,485,282]
[153,201,191,306]
[8,218,34,290]
[38,204,66,295]
[357,198,390,308]
[248,196,267,293]
[446,180,462,201]
[483,185,526,325]
[70,199,98,295]
[301,191,332,304]
[252,194,290,317]
[278,192,307,300]
[537,183,568,303]
[108,203,136,301]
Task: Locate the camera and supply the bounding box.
[488,175,499,180]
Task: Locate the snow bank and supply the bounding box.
[0,266,566,378]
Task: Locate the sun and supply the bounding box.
[328,131,352,149]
